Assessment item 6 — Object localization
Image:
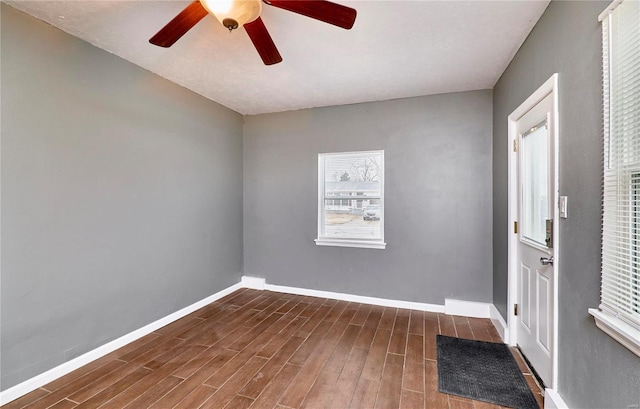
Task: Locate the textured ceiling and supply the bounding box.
[5,0,550,115]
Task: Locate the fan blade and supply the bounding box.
[244,17,283,65]
[266,0,356,29]
[150,1,209,47]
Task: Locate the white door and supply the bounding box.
[516,93,555,387]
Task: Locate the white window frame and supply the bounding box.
[589,0,640,358]
[315,150,386,250]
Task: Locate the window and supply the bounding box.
[315,150,386,249]
[589,0,640,357]
[521,121,550,246]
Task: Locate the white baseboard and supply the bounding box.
[263,282,445,313]
[545,388,569,409]
[0,281,243,406]
[241,275,266,290]
[440,298,507,342]
[489,304,509,343]
[444,298,491,318]
[259,278,503,319]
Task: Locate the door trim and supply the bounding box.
[507,73,559,390]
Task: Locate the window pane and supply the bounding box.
[601,0,640,330]
[521,123,549,246]
[321,151,383,240]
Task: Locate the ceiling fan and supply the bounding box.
[149,0,357,65]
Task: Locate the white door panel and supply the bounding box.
[520,263,531,331]
[516,93,555,387]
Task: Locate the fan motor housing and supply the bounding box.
[223,18,239,31]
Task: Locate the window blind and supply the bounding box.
[315,150,386,249]
[600,0,640,330]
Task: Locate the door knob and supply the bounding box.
[540,256,554,266]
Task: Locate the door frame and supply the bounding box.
[507,73,559,390]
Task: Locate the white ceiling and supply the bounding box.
[6,0,550,115]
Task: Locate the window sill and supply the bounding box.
[588,308,640,358]
[314,238,386,250]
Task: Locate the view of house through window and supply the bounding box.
[316,150,385,248]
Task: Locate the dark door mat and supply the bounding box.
[436,335,540,409]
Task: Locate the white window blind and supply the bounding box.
[315,150,386,249]
[600,0,640,331]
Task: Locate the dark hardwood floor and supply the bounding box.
[2,289,544,409]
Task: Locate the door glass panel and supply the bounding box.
[522,122,549,246]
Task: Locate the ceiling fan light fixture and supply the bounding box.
[150,0,357,65]
[199,0,262,31]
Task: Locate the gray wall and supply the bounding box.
[492,1,640,407]
[1,4,243,390]
[244,91,493,305]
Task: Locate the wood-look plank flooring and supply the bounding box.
[2,289,544,409]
